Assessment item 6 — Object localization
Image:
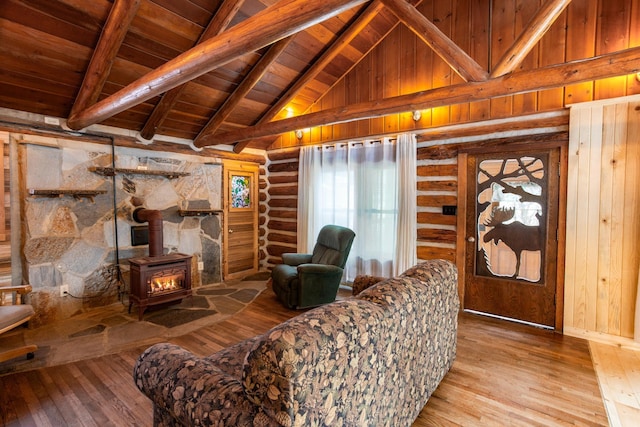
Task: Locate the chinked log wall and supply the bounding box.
[263,112,570,270]
[263,149,300,267]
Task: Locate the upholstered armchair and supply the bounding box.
[271,224,355,309]
[0,284,37,363]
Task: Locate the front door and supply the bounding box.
[463,147,560,328]
[223,160,259,280]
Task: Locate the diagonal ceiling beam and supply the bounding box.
[66,0,369,131]
[491,0,572,78]
[192,36,294,144]
[381,0,488,82]
[69,0,141,118]
[232,0,423,153]
[194,46,640,146]
[258,0,386,125]
[139,0,246,140]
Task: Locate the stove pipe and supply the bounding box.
[133,208,163,257]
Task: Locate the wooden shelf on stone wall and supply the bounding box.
[88,166,190,179]
[28,188,107,202]
[178,209,223,217]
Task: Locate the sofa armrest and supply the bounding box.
[134,343,259,426]
[281,253,312,266]
[351,275,386,295]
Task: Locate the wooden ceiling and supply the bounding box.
[1,0,639,153]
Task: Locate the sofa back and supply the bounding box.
[242,259,459,427]
[242,298,386,426]
[355,259,460,424]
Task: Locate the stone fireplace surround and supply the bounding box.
[20,136,223,327]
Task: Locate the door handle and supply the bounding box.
[228,229,234,233]
[467,236,475,242]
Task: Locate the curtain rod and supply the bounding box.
[313,137,397,150]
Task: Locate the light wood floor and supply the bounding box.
[0,290,611,426]
[590,341,640,426]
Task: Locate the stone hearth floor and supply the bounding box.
[0,273,270,376]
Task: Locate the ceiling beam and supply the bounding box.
[195,46,640,146]
[381,0,488,82]
[69,0,140,118]
[233,0,425,153]
[138,0,246,140]
[192,36,294,144]
[65,0,368,131]
[491,0,572,78]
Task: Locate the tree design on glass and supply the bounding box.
[231,175,251,208]
[475,156,547,283]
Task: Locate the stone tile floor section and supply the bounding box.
[0,276,268,376]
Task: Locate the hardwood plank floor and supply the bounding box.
[0,290,608,426]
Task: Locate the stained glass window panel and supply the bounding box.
[231,175,251,208]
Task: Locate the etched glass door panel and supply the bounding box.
[463,147,560,329]
[475,157,546,283]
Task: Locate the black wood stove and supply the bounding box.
[128,208,192,320]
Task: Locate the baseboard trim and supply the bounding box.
[563,327,640,350]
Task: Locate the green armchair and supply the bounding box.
[271,224,355,309]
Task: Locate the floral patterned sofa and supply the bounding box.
[133,259,460,427]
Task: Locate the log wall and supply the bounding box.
[263,112,569,268]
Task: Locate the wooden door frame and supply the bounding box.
[456,139,568,332]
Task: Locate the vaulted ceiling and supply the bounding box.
[1,0,639,153]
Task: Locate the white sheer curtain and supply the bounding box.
[297,134,417,280]
[394,133,417,275]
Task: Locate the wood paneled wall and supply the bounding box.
[268,0,640,151]
[565,97,640,339]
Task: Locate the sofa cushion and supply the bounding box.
[242,299,386,427]
[207,335,262,379]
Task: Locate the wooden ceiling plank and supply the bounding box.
[197,46,640,146]
[235,0,428,153]
[381,0,488,82]
[139,0,246,140]
[232,0,387,153]
[193,36,294,144]
[259,0,385,124]
[490,0,573,78]
[66,0,369,131]
[69,0,141,118]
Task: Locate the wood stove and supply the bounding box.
[128,253,192,320]
[128,207,192,320]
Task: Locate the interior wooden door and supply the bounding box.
[463,147,560,328]
[223,160,259,280]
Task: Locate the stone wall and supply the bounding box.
[20,136,223,327]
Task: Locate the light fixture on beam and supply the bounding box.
[295,129,303,140]
[412,110,422,121]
